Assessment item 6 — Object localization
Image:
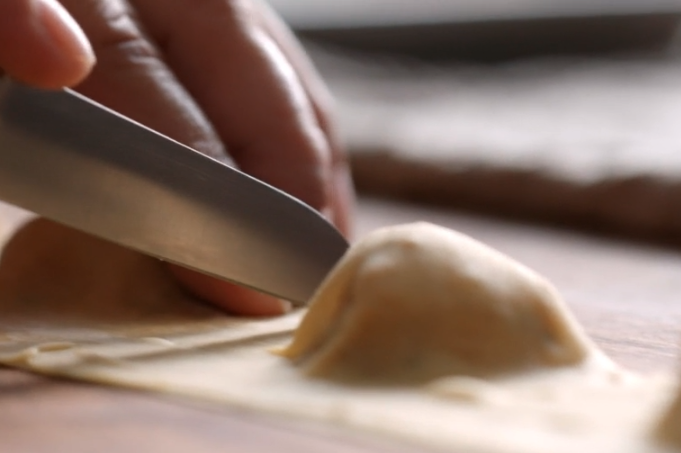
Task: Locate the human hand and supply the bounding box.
[0,0,354,316]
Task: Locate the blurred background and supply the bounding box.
[268,0,681,245]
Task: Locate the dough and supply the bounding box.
[281,223,594,383]
[0,214,677,453]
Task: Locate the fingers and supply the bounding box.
[52,0,352,314]
[57,0,286,316]
[57,0,227,161]
[168,267,292,316]
[130,0,334,215]
[254,0,355,235]
[0,0,94,88]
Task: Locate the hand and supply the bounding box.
[0,0,354,316]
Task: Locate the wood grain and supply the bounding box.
[2,197,681,452]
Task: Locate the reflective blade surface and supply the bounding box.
[0,79,348,305]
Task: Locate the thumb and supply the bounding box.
[0,0,95,88]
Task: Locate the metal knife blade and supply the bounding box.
[0,78,349,305]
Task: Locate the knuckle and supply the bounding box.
[59,0,160,65]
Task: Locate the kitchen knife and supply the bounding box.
[0,77,349,305]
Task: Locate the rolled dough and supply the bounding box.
[0,215,678,453]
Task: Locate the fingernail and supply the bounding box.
[320,204,334,223]
[278,299,293,313]
[333,163,355,237]
[35,0,95,71]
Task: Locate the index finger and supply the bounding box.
[0,0,94,88]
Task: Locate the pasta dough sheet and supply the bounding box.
[0,215,679,453]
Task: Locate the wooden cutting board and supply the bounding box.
[2,197,681,452]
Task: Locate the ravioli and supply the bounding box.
[0,216,677,453]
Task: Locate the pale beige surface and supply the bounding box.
[283,223,593,382]
[0,205,681,452]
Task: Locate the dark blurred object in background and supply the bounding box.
[267,0,681,247]
[268,0,681,61]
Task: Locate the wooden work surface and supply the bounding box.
[2,197,681,452]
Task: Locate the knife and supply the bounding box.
[0,77,349,305]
